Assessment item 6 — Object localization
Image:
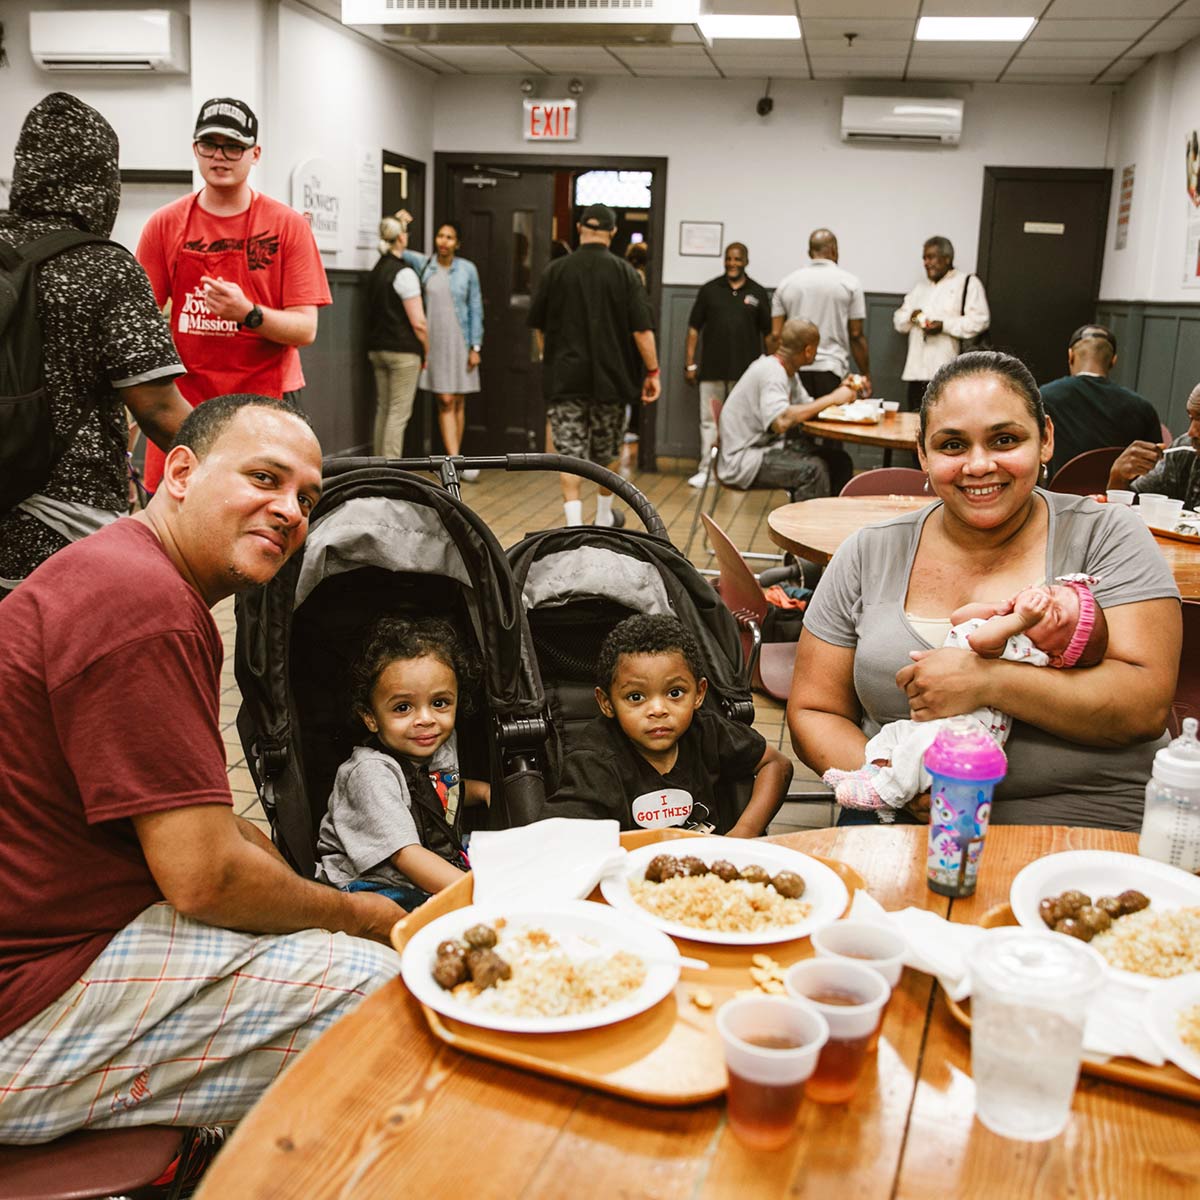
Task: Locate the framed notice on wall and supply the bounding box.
[679,221,723,257]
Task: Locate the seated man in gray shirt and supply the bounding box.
[1108,381,1199,508]
[718,319,860,500]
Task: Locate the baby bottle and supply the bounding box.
[923,717,1008,898]
[1138,717,1200,872]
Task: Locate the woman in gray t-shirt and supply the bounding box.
[788,351,1182,831]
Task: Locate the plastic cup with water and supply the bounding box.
[968,929,1105,1141]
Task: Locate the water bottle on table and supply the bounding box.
[924,716,1007,898]
[1138,716,1200,872]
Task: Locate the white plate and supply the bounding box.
[1146,975,1200,1080]
[599,837,849,946]
[1010,850,1200,989]
[399,900,681,1034]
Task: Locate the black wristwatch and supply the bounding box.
[241,304,264,329]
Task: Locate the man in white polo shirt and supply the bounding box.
[771,229,871,400]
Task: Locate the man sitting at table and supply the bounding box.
[717,318,860,501]
[1107,381,1200,506]
[1040,325,1161,480]
[0,394,403,1148]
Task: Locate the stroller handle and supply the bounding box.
[323,453,670,541]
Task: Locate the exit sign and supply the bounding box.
[523,99,578,141]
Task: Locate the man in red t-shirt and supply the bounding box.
[135,98,332,491]
[0,395,401,1144]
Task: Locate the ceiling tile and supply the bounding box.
[416,45,531,71]
[609,48,721,76]
[718,61,814,76]
[806,37,910,52]
[1015,39,1130,58]
[798,0,920,17]
[920,0,1040,15]
[1172,0,1200,15]
[1136,36,1200,54]
[709,49,809,64]
[813,65,907,77]
[1042,0,1176,18]
[1003,58,1110,74]
[707,0,796,13]
[510,47,626,72]
[700,41,808,58]
[1027,18,1156,40]
[908,45,1015,61]
[801,18,915,39]
[907,64,1005,79]
[1096,57,1149,80]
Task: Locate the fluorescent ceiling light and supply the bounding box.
[915,16,1036,41]
[698,15,801,40]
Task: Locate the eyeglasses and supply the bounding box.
[195,139,248,161]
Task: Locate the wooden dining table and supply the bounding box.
[800,410,920,468]
[768,495,1200,601]
[194,825,1200,1200]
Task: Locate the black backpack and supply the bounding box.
[0,229,115,515]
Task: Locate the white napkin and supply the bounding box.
[468,818,626,910]
[846,891,1165,1066]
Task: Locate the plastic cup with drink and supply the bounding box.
[783,959,890,1104]
[716,995,829,1150]
[811,921,907,1051]
[924,716,1007,898]
[968,929,1105,1141]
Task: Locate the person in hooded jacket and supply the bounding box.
[0,93,190,599]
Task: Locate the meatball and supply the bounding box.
[679,856,709,877]
[644,854,678,884]
[463,924,497,950]
[1058,890,1091,914]
[432,954,468,990]
[1095,896,1124,919]
[1038,897,1065,928]
[1054,917,1092,941]
[657,858,685,881]
[740,864,771,886]
[709,859,740,883]
[466,948,512,990]
[1075,905,1112,935]
[1117,889,1150,915]
[771,871,806,899]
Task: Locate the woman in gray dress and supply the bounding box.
[787,351,1181,832]
[401,219,484,480]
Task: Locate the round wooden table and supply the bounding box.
[194,826,1200,1200]
[800,411,920,468]
[768,495,1200,601]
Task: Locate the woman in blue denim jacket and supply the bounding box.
[401,219,484,478]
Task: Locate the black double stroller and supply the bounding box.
[234,454,758,875]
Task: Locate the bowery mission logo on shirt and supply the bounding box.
[178,286,238,336]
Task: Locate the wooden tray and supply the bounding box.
[944,903,1200,1104]
[1148,522,1200,545]
[390,828,864,1107]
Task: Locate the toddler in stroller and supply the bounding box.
[544,614,792,836]
[316,617,489,910]
[235,463,550,879]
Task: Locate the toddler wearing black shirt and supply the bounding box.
[543,614,791,836]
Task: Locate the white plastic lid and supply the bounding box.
[1153,718,1200,791]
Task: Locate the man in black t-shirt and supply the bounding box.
[529,204,659,528]
[683,244,771,488]
[1041,325,1162,479]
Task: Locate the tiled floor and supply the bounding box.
[215,449,836,841]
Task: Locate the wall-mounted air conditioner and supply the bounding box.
[30,10,188,72]
[841,97,964,146]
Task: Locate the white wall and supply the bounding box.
[0,0,194,177]
[433,77,1115,293]
[1100,40,1200,303]
[265,2,436,268]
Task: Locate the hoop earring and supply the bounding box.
[1039,462,1050,485]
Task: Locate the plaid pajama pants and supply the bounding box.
[0,902,401,1144]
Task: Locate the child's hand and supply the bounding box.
[1013,589,1049,624]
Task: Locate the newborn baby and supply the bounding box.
[824,574,1109,815]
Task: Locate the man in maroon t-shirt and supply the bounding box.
[0,395,401,1145]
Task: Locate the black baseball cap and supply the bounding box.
[194,97,258,147]
[579,203,617,232]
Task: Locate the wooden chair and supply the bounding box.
[0,1126,185,1200]
[840,468,929,497]
[701,512,797,701]
[1048,447,1124,496]
[1169,599,1200,737]
[682,394,786,563]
